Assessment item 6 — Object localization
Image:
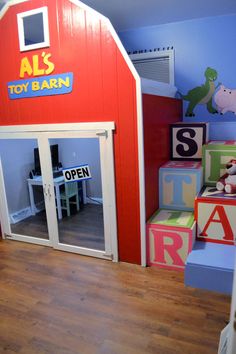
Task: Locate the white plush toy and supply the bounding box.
[216,159,236,194]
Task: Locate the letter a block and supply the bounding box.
[147,209,196,271]
[195,186,236,245]
[159,161,202,211]
[202,141,236,186]
[170,122,208,160]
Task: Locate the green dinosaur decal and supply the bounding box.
[182,67,219,117]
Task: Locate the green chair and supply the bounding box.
[59,182,80,217]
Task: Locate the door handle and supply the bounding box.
[43,184,47,197]
[47,184,52,198]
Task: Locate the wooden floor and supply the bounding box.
[0,240,231,354]
[11,204,105,250]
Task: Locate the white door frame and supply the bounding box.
[226,258,236,354]
[0,122,118,261]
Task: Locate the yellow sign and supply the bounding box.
[7,52,73,99]
[19,52,55,78]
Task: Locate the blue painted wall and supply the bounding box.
[119,14,236,139]
[0,139,102,215]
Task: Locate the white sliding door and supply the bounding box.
[0,135,51,246]
[0,123,117,261]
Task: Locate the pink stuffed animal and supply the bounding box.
[214,85,236,115]
[216,159,236,193]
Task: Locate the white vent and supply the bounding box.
[9,201,44,224]
[10,207,32,224]
[129,49,174,85]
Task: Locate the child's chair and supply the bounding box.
[58,182,80,217]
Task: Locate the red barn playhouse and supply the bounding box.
[0,0,181,265]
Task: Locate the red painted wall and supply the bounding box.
[143,94,182,220]
[0,0,141,263]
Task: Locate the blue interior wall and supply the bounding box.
[119,14,236,139]
[0,138,102,216]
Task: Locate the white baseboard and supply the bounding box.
[9,197,101,224]
[10,207,32,224]
[85,196,103,205]
[10,201,45,224]
[34,201,45,213]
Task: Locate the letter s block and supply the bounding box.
[147,209,196,270]
[170,122,208,160]
[202,141,236,186]
[159,161,203,211]
[195,186,236,245]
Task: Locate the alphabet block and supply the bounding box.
[147,209,196,270]
[202,141,236,186]
[170,122,208,160]
[159,161,202,211]
[195,186,236,245]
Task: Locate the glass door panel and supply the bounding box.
[0,138,50,241]
[48,137,105,251]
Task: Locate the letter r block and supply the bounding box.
[170,122,208,160]
[202,141,236,186]
[195,186,236,245]
[147,209,196,270]
[159,161,202,211]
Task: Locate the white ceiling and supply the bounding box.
[1,0,236,31]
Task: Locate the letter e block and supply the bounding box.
[159,161,202,211]
[195,186,236,245]
[202,141,236,186]
[170,122,208,160]
[147,209,196,270]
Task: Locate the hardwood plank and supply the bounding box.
[0,240,231,354]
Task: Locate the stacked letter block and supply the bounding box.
[147,123,207,271]
[195,186,236,245]
[159,160,202,211]
[202,140,236,186]
[147,209,196,270]
[170,122,208,160]
[184,141,236,294]
[196,141,236,246]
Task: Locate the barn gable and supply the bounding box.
[0,0,145,264]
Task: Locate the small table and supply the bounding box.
[27,176,87,220]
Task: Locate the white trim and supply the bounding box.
[0,122,115,133]
[98,132,118,261]
[5,233,52,247]
[218,323,230,354]
[106,18,146,266]
[106,129,118,262]
[17,6,50,52]
[0,158,11,237]
[0,0,107,36]
[69,0,108,23]
[55,243,112,260]
[135,78,146,267]
[0,0,28,20]
[226,255,236,354]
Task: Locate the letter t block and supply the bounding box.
[159,161,203,211]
